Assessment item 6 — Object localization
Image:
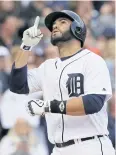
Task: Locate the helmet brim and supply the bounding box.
[45,11,73,31]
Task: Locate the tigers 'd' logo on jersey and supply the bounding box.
[66,73,84,97]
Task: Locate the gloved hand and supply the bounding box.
[20,16,43,51]
[26,99,50,116]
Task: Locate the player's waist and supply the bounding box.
[55,135,108,148]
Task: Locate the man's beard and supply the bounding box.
[51,29,74,46]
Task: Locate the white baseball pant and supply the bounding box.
[51,136,115,155]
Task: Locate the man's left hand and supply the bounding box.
[26,99,50,116]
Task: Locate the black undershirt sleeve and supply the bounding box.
[9,63,29,94]
[82,94,106,114]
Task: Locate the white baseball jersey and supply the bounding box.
[28,49,112,144]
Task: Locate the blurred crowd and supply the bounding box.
[0,1,115,154]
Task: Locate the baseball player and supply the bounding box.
[10,10,115,155]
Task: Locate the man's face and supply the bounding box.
[51,17,73,45]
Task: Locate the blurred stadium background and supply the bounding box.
[0,1,115,154]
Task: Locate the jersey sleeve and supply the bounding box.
[27,63,44,93]
[84,54,112,101]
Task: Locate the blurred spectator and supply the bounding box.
[0,90,42,131]
[31,44,59,67]
[19,1,45,26]
[105,59,115,90]
[75,1,94,26]
[96,37,115,59]
[99,2,115,29]
[44,45,59,60]
[108,91,115,148]
[92,1,105,11]
[0,118,40,155]
[108,92,115,119]
[40,7,53,26]
[96,36,115,89]
[20,0,32,8]
[32,47,45,67]
[17,22,30,41]
[102,27,115,39]
[0,46,10,95]
[0,15,22,49]
[75,1,115,39]
[84,29,102,56]
[47,1,70,11]
[0,1,19,15]
[91,1,115,38]
[0,90,49,155]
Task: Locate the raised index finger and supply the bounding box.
[34,16,40,28]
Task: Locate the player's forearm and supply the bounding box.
[66,97,85,116]
[49,97,85,116]
[14,49,30,68]
[49,94,105,116]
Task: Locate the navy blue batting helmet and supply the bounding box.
[45,10,86,47]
